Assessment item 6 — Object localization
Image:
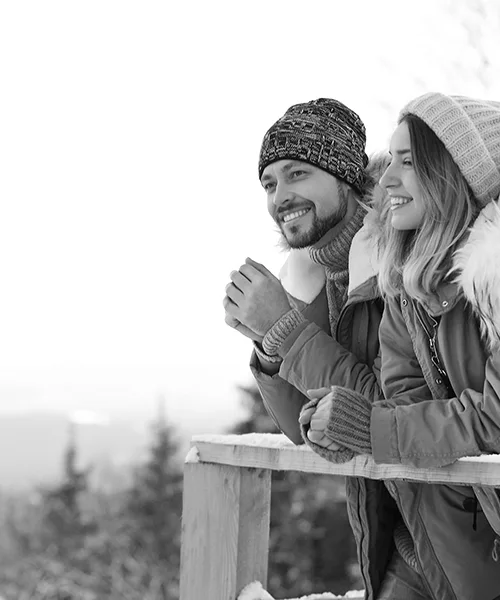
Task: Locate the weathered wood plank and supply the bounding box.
[190,433,500,487]
[180,462,239,600]
[236,468,271,590]
[180,458,271,600]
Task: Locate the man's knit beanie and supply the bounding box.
[400,92,500,208]
[259,98,369,194]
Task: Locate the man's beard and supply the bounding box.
[277,197,348,250]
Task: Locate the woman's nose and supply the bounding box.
[379,163,396,189]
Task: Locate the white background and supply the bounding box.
[0,0,499,436]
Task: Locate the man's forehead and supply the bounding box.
[261,159,310,180]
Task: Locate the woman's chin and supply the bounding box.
[391,214,421,231]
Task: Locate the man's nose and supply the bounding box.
[273,182,293,207]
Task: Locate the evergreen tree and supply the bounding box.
[0,405,188,599]
[124,396,183,598]
[40,421,95,557]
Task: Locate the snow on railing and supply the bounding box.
[179,433,500,600]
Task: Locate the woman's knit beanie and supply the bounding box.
[400,92,500,208]
[258,98,369,194]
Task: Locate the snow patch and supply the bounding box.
[184,446,200,463]
[191,433,500,465]
[284,592,364,599]
[461,454,500,463]
[236,581,364,600]
[237,582,274,600]
[192,432,299,449]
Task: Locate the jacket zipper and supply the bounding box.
[412,300,451,388]
[335,285,381,342]
[413,300,480,532]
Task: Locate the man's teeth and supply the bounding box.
[390,196,413,206]
[283,209,309,223]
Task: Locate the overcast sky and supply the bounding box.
[1,0,499,434]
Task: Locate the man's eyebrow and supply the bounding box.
[281,160,305,172]
[260,160,306,183]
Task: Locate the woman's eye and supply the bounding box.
[403,159,413,167]
[291,170,306,178]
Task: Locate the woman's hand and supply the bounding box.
[299,387,342,451]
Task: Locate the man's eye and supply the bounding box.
[290,170,306,178]
[263,182,275,192]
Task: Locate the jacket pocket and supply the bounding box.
[472,485,500,536]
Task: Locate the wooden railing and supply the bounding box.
[179,433,500,600]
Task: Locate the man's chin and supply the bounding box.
[277,229,317,250]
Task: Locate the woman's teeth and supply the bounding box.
[283,208,310,223]
[390,196,413,209]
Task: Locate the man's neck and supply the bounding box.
[311,197,360,249]
[308,202,366,271]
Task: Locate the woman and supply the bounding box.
[299,93,500,600]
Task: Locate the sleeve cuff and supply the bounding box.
[253,342,282,365]
[371,404,400,463]
[262,308,306,356]
[325,387,372,455]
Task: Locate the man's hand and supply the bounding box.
[224,313,263,343]
[223,257,292,337]
[299,388,341,451]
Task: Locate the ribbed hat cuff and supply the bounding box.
[400,93,500,207]
[258,147,366,193]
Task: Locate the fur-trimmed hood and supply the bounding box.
[347,152,390,293]
[454,198,500,352]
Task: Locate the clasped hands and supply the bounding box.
[223,257,292,343]
[301,385,372,462]
[300,387,343,451]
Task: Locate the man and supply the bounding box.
[223,98,396,600]
[224,98,385,443]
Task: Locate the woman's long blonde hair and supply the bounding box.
[378,114,481,303]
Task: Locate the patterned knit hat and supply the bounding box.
[400,92,500,207]
[259,98,369,193]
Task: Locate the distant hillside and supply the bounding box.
[0,394,246,492]
[0,412,149,491]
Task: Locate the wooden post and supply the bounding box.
[180,452,271,600]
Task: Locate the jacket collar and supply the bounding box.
[417,281,461,317]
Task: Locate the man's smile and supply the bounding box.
[280,208,312,223]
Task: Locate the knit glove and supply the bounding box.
[300,386,372,464]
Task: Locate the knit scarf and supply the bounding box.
[308,204,365,336]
